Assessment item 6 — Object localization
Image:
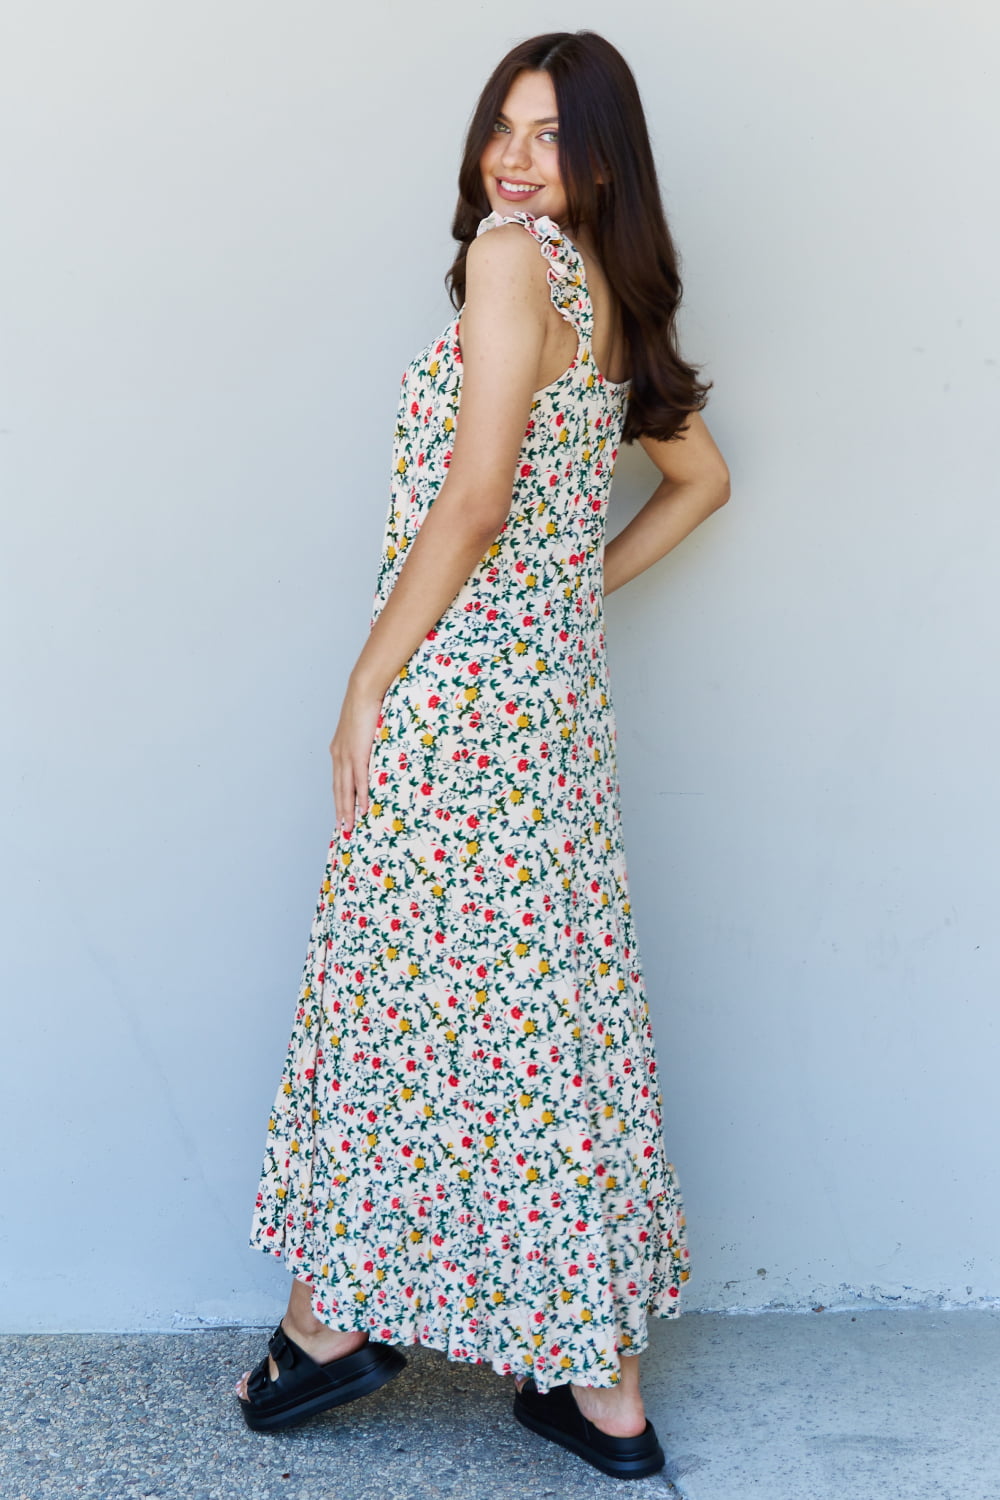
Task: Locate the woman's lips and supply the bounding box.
[496,177,543,202]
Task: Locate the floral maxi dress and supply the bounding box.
[250,211,689,1392]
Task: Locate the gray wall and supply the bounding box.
[2,0,997,1331]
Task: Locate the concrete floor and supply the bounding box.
[1,1309,997,1500]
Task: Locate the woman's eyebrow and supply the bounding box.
[496,111,560,125]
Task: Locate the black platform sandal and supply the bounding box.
[238,1324,407,1433]
[513,1376,666,1480]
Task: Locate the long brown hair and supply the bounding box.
[447,30,711,443]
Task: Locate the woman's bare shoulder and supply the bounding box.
[464,220,550,305]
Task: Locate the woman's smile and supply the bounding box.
[496,176,545,201]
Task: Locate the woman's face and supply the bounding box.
[479,69,569,224]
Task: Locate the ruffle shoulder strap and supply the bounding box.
[474,211,591,340]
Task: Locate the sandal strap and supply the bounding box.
[268,1325,297,1374]
[245,1323,314,1401]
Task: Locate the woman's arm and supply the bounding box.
[330,225,553,831]
[603,412,731,595]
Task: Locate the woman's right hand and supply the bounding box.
[329,678,385,835]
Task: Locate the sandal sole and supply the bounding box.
[513,1392,665,1480]
[240,1344,407,1433]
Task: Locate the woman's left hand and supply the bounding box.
[329,679,385,834]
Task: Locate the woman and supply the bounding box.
[236,28,729,1482]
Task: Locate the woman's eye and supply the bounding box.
[493,120,510,133]
[540,130,559,144]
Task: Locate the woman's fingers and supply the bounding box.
[333,750,355,834]
[330,685,383,833]
[354,753,370,818]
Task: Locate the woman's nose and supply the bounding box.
[501,135,532,172]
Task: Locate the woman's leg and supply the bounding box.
[515,1353,648,1438]
[235,1276,369,1399]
